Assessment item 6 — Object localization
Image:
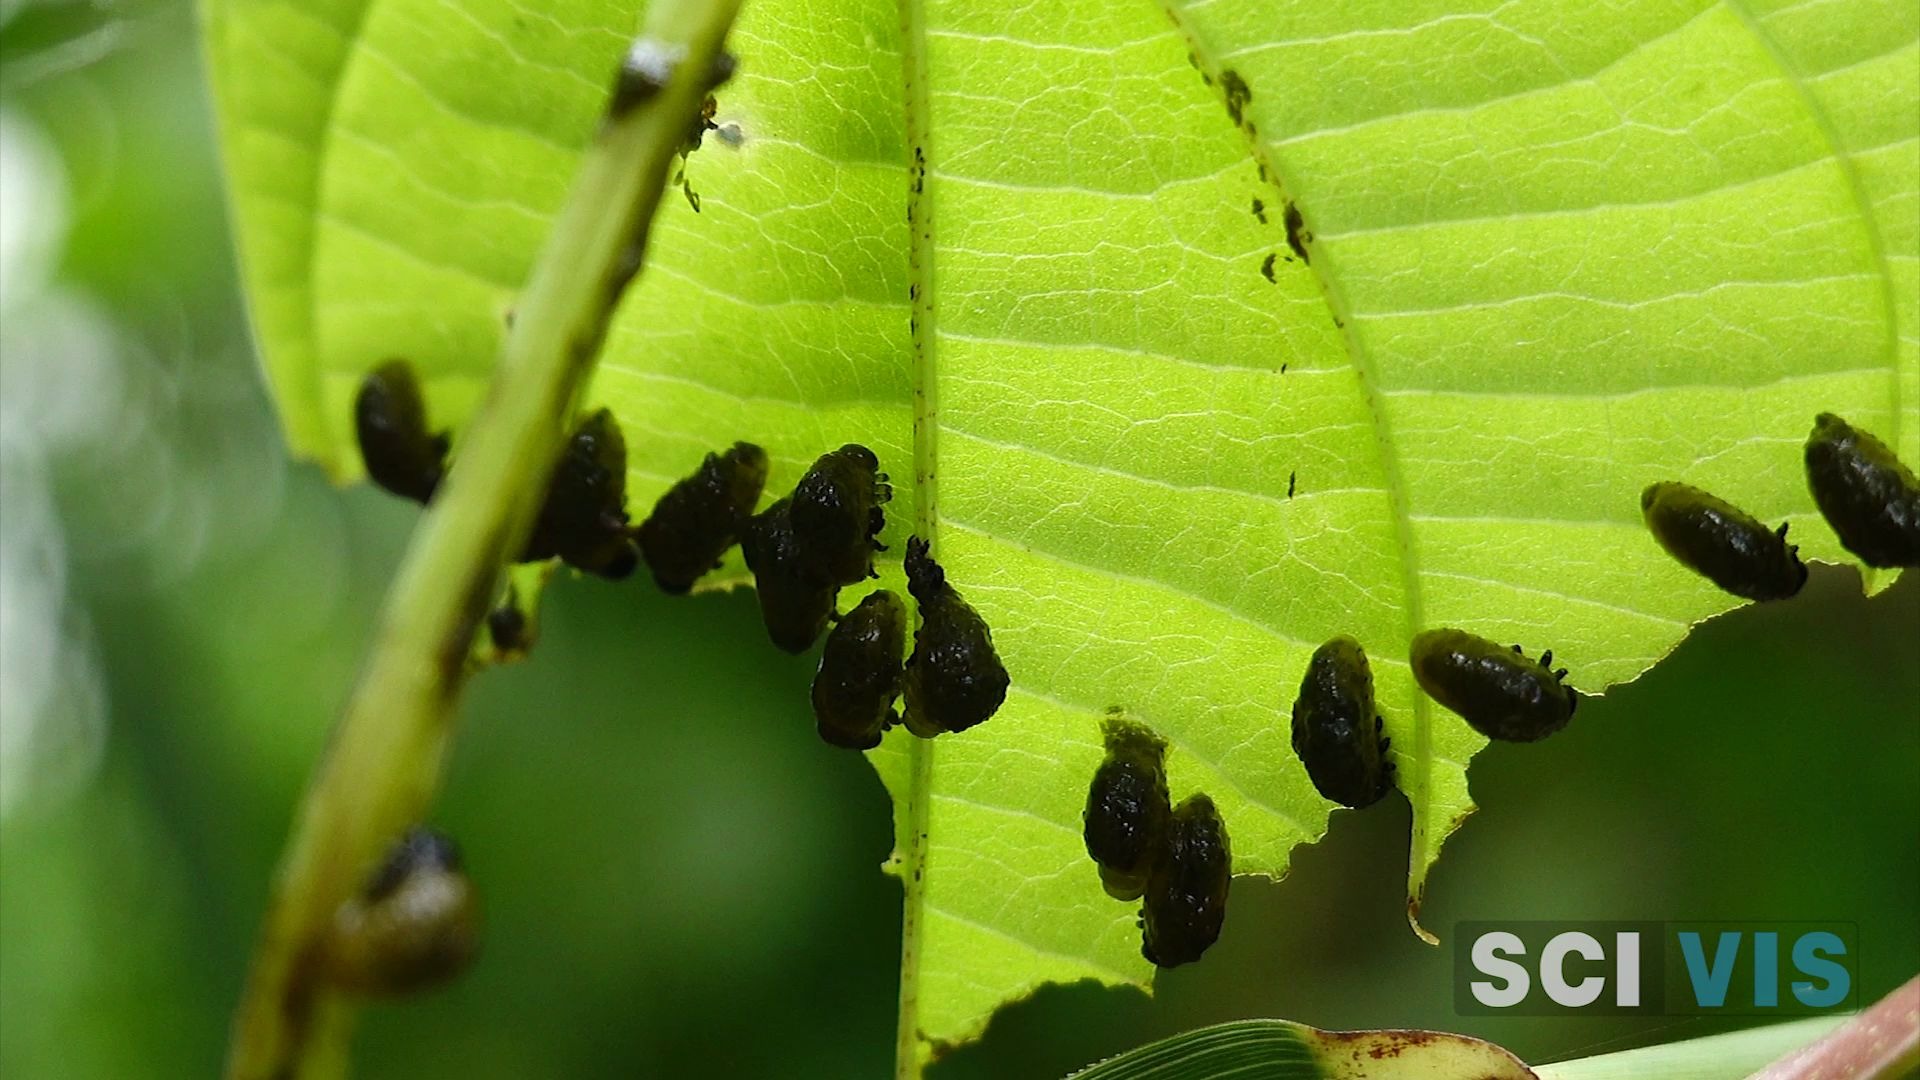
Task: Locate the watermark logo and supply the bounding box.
[1454,922,1857,1015]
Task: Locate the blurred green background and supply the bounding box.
[1,3,1914,1077]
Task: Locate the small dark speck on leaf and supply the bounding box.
[1260,253,1277,283]
[1284,202,1310,263]
[1220,68,1252,127]
[1251,197,1267,224]
[1288,471,1296,498]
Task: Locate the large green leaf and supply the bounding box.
[204,0,1918,1062]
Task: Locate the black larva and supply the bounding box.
[1290,636,1393,809]
[1641,481,1806,601]
[521,408,639,581]
[1083,711,1171,902]
[812,589,907,750]
[1805,413,1920,568]
[741,497,838,654]
[792,444,892,587]
[636,441,769,594]
[355,359,448,505]
[901,537,1010,737]
[1409,628,1576,743]
[323,828,479,997]
[1141,794,1231,969]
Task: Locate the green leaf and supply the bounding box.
[204,0,1918,1065]
[1067,1019,1536,1079]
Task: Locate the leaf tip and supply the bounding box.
[1406,895,1441,947]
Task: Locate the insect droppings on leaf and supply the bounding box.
[1251,197,1267,224]
[355,359,449,505]
[636,441,769,594]
[792,444,892,587]
[1083,709,1171,901]
[812,589,907,750]
[1804,412,1920,568]
[741,497,839,654]
[1219,69,1252,128]
[1640,481,1806,601]
[901,537,1010,737]
[1284,202,1310,264]
[323,828,479,997]
[1291,636,1394,808]
[1260,253,1277,283]
[521,408,640,580]
[1409,628,1576,743]
[1141,794,1231,968]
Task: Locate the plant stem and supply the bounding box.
[223,4,741,1076]
[1532,1016,1848,1080]
[894,0,936,1070]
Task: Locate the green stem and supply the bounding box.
[223,4,742,1076]
[1532,1016,1847,1080]
[894,0,936,1070]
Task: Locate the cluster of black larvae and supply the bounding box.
[323,827,478,997]
[1640,412,1918,601]
[1082,712,1231,969]
[642,443,1009,749]
[1286,628,1575,808]
[1352,413,1913,762]
[353,362,642,582]
[352,361,1011,748]
[737,443,892,652]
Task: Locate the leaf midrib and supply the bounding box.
[1155,0,1440,933]
[895,0,939,1068]
[1718,0,1905,454]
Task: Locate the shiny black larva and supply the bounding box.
[901,537,1010,737]
[791,444,892,587]
[1805,413,1920,569]
[1640,481,1806,602]
[740,444,893,654]
[811,589,907,750]
[355,359,449,505]
[1410,628,1576,743]
[521,409,640,581]
[1290,636,1393,809]
[1083,710,1171,902]
[1141,793,1231,969]
[636,441,769,594]
[323,828,479,997]
[741,497,838,654]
